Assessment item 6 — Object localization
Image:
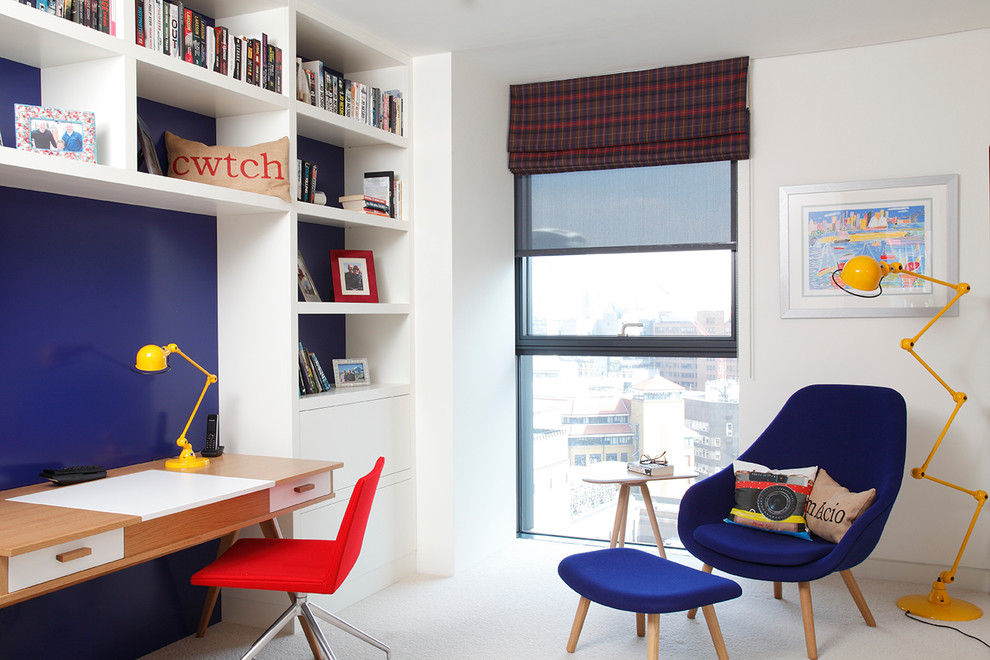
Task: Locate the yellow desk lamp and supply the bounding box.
[836,255,988,621]
[134,343,217,471]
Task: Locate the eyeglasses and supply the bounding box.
[640,452,668,466]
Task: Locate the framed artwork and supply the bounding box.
[15,103,96,163]
[779,174,959,318]
[331,358,370,387]
[297,250,322,302]
[137,114,163,175]
[329,249,378,303]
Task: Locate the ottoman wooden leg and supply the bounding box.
[566,596,591,653]
[701,604,730,660]
[687,564,713,619]
[646,613,660,660]
[636,612,646,636]
[774,581,783,599]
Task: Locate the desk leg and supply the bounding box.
[610,485,631,548]
[259,519,325,660]
[197,530,240,637]
[638,484,666,558]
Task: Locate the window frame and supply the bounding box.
[514,162,740,538]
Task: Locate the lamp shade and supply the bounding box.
[134,344,169,373]
[840,255,889,292]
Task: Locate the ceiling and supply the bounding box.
[310,0,990,83]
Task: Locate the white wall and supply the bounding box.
[744,29,990,589]
[413,53,517,575]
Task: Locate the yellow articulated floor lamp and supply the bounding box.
[134,343,217,471]
[837,255,988,621]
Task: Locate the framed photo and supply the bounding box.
[329,249,378,303]
[331,358,370,387]
[137,114,162,175]
[779,174,959,318]
[297,250,322,302]
[15,104,96,163]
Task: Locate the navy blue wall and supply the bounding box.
[0,57,347,657]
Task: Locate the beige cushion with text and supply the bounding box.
[165,131,290,202]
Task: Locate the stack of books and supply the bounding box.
[627,461,674,476]
[296,58,403,136]
[18,0,114,35]
[298,342,331,395]
[297,159,319,203]
[135,2,283,94]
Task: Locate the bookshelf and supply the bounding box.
[0,0,414,636]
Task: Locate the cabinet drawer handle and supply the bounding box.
[56,547,93,563]
[294,483,316,494]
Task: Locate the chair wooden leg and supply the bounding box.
[687,564,713,619]
[798,581,818,660]
[636,612,646,637]
[566,597,591,653]
[701,604,730,660]
[773,581,783,600]
[646,613,660,660]
[840,569,876,627]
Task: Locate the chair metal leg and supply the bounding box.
[798,581,818,660]
[840,569,876,627]
[309,601,392,659]
[300,602,337,660]
[241,599,305,660]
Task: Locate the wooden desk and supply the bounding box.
[0,454,342,609]
[581,462,696,558]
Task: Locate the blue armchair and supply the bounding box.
[677,384,907,659]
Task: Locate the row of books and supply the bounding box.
[17,0,114,34]
[297,159,319,204]
[298,342,331,395]
[296,58,404,137]
[135,1,283,94]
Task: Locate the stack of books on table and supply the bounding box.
[627,462,674,476]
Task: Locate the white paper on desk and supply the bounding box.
[8,471,274,521]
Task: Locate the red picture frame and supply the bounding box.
[329,249,378,303]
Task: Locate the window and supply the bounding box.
[516,162,740,548]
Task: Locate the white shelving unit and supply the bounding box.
[0,0,415,629]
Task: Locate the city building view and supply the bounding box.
[523,312,739,549]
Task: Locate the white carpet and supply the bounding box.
[141,539,990,659]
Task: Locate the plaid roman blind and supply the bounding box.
[508,57,749,175]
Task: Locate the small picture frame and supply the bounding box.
[297,250,322,302]
[329,249,378,303]
[137,114,162,175]
[15,103,96,163]
[331,358,370,387]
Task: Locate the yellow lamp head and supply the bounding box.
[839,255,891,292]
[134,344,170,373]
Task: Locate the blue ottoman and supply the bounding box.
[558,548,741,659]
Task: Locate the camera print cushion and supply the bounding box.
[804,468,876,543]
[165,131,291,202]
[725,460,818,540]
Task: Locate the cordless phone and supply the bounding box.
[201,413,224,457]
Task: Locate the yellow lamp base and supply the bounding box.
[898,593,983,621]
[164,454,211,471]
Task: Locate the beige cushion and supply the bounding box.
[165,131,291,202]
[805,468,876,543]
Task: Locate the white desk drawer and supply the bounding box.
[270,471,331,512]
[8,529,124,592]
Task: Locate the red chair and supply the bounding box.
[192,457,390,660]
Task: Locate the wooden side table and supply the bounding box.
[581,462,697,558]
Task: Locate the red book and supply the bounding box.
[183,8,193,63]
